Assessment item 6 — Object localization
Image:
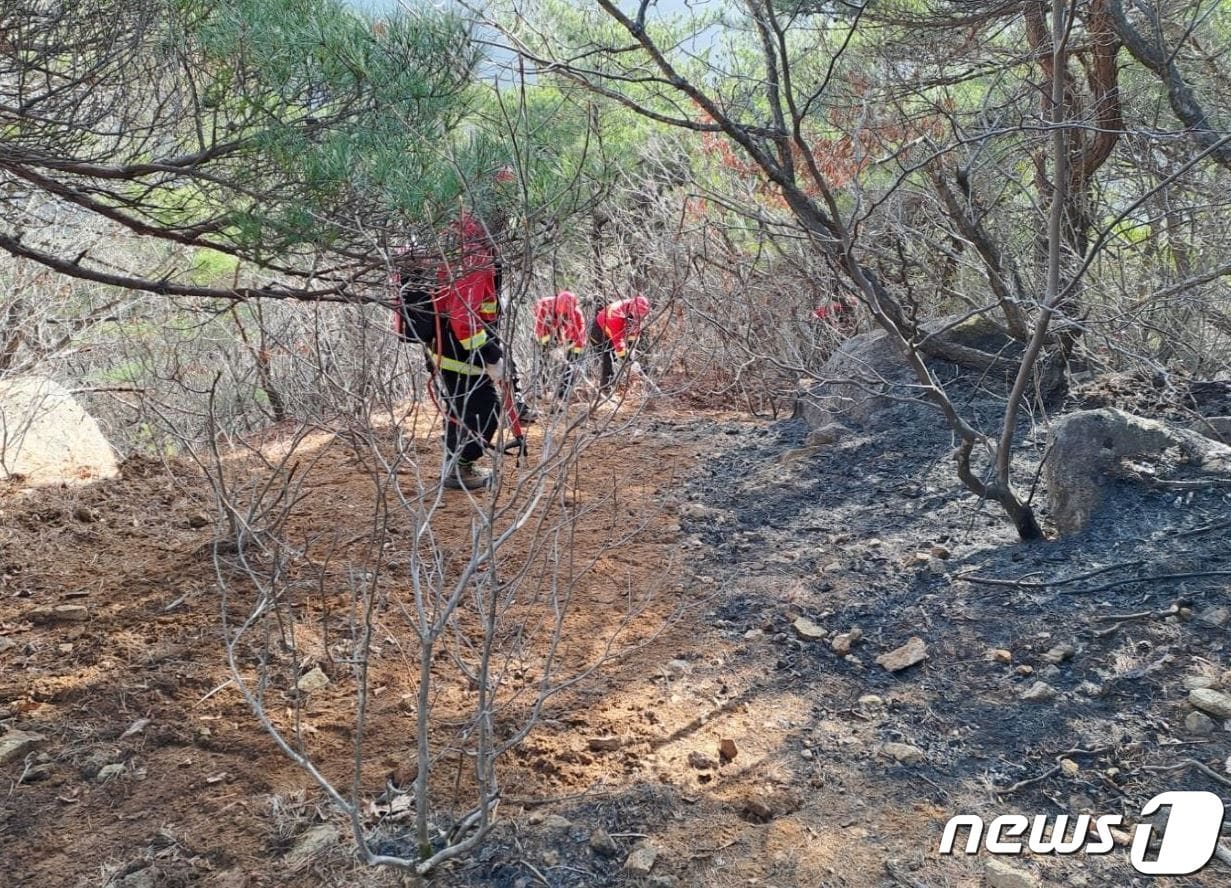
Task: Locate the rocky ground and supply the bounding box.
[2,388,1231,887]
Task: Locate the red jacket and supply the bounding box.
[534,291,585,352]
[813,298,855,324]
[432,212,501,370]
[595,295,650,359]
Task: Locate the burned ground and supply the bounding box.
[1,396,1229,888]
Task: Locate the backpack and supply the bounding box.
[392,264,438,344]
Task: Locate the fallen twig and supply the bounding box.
[1181,518,1231,538]
[995,764,1061,795]
[961,560,1144,590]
[1142,758,1231,789]
[1070,570,1231,597]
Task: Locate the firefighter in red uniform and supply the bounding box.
[589,294,650,395]
[432,211,506,490]
[533,290,586,400]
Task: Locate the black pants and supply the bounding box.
[437,369,500,463]
[589,319,616,394]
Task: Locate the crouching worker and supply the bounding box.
[532,290,586,401]
[589,294,650,395]
[433,213,507,491]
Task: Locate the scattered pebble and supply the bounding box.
[792,616,827,641]
[1021,682,1058,703]
[1189,688,1231,719]
[687,750,718,771]
[589,828,619,858]
[0,730,45,765]
[830,628,862,656]
[1042,643,1075,664]
[1186,711,1216,736]
[987,649,1012,664]
[29,605,89,623]
[296,667,330,693]
[878,742,925,765]
[96,763,125,781]
[588,735,622,752]
[876,637,927,672]
[624,844,658,876]
[718,738,738,763]
[985,859,1041,888]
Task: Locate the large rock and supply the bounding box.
[1046,408,1231,534]
[796,314,1026,430]
[0,375,118,486]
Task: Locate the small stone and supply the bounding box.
[1042,643,1076,665]
[1183,674,1217,691]
[1040,665,1062,681]
[1021,681,1058,703]
[1189,688,1231,719]
[926,557,947,576]
[805,423,848,446]
[588,735,622,752]
[822,561,843,573]
[1059,758,1079,777]
[903,551,932,568]
[1076,680,1103,697]
[987,649,1012,664]
[778,446,819,465]
[800,748,814,760]
[792,617,827,641]
[876,637,927,672]
[1186,711,1216,736]
[1015,664,1035,676]
[96,762,125,780]
[930,544,951,560]
[117,868,158,888]
[1197,606,1231,628]
[29,604,89,623]
[72,506,98,523]
[985,859,1041,888]
[687,750,718,770]
[743,628,763,640]
[624,844,658,876]
[0,730,45,765]
[540,814,571,829]
[830,630,861,656]
[718,738,738,763]
[590,828,619,858]
[665,659,692,678]
[296,666,330,693]
[878,742,924,765]
[741,798,774,822]
[285,824,339,870]
[857,694,884,710]
[187,512,211,529]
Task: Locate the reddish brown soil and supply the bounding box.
[3,397,1229,888]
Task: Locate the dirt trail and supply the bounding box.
[2,402,1230,887]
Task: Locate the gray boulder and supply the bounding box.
[1046,408,1231,534]
[0,375,118,486]
[796,313,1024,430]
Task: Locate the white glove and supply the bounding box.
[485,359,506,383]
[627,360,643,378]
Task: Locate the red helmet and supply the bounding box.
[555,290,578,314]
[628,294,650,318]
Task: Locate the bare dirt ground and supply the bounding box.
[2,393,1230,888]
